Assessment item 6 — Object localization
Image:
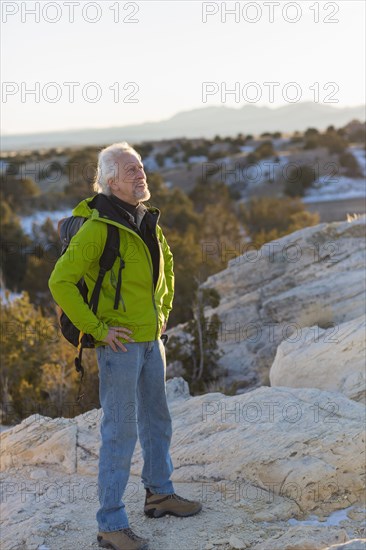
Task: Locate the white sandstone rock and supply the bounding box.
[269,315,366,403]
[0,414,77,473]
[166,376,191,402]
[229,534,248,548]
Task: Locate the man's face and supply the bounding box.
[108,151,150,205]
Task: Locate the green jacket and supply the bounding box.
[48,194,174,346]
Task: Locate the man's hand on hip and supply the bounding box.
[103,326,135,352]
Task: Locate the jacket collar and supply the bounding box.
[107,193,145,229]
[88,193,160,233]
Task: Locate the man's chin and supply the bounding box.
[135,188,151,202]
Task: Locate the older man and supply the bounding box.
[48,142,202,550]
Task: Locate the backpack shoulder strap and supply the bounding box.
[89,224,121,314]
[99,224,120,271]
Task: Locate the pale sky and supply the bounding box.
[1,0,365,135]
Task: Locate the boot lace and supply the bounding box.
[169,493,192,503]
[121,527,144,541]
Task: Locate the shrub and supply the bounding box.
[284,165,317,197]
[240,196,320,247]
[339,152,362,177]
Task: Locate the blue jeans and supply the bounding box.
[95,339,175,532]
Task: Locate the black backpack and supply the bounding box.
[56,215,124,398]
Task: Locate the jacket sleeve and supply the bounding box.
[159,228,174,323]
[48,219,110,342]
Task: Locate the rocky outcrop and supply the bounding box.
[0,415,78,474]
[1,380,365,518]
[1,377,365,549]
[269,315,366,403]
[169,216,366,388]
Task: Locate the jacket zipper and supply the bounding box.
[142,246,159,341]
[120,295,127,312]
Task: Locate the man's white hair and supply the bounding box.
[93,141,141,195]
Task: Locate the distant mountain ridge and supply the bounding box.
[2,102,365,151]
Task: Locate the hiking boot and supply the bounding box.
[97,527,149,550]
[144,488,202,518]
